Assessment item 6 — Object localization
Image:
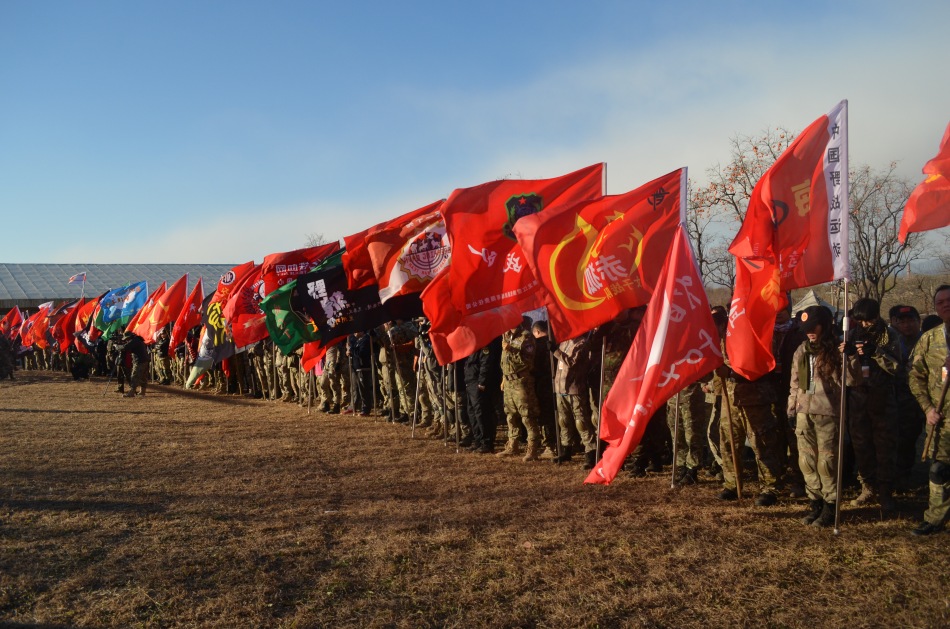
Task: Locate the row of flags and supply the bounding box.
[3,102,948,485]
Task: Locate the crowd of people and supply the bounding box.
[3,285,949,535]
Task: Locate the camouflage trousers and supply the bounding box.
[556,393,596,452]
[923,423,950,526]
[795,412,839,503]
[667,384,710,470]
[503,374,541,449]
[719,400,784,493]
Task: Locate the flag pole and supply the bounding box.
[595,335,606,466]
[410,345,423,438]
[718,374,743,500]
[833,278,851,535]
[369,335,378,422]
[545,317,563,462]
[670,391,681,489]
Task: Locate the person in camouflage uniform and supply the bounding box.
[845,298,900,510]
[387,320,419,424]
[789,305,860,527]
[497,316,542,461]
[553,332,596,467]
[416,320,445,437]
[716,311,785,506]
[908,285,950,536]
[322,343,349,412]
[667,382,711,485]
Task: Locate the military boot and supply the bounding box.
[812,502,836,527]
[522,446,542,462]
[850,484,877,507]
[496,440,522,458]
[583,449,598,470]
[800,499,824,525]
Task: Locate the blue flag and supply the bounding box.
[100,281,148,323]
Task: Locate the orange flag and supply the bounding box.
[899,121,950,243]
[135,274,189,342]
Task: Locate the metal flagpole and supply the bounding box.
[671,391,681,489]
[545,318,563,462]
[369,335,378,421]
[718,373,743,500]
[410,345,423,438]
[833,279,851,535]
[595,336,607,466]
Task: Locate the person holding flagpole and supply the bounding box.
[908,284,950,536]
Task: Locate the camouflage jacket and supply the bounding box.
[908,324,950,416]
[501,328,535,378]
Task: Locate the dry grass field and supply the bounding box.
[1,371,948,628]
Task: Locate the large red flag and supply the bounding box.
[586,227,723,485]
[367,208,451,302]
[515,168,685,342]
[31,301,63,350]
[72,296,103,353]
[126,282,166,335]
[422,164,604,364]
[20,303,51,347]
[135,274,189,342]
[51,299,83,354]
[222,264,270,349]
[261,243,339,297]
[727,100,849,380]
[0,307,23,340]
[342,200,443,291]
[170,278,204,354]
[899,121,950,243]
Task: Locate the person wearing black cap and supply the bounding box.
[789,305,860,526]
[844,297,900,510]
[891,305,926,485]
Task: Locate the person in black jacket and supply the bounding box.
[115,331,150,397]
[464,336,503,454]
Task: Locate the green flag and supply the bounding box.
[260,279,319,355]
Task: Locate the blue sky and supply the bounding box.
[2,1,948,264]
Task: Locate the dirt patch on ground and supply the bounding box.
[1,372,947,627]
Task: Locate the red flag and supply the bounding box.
[135,274,189,342]
[51,299,83,354]
[20,304,51,347]
[727,100,849,380]
[422,163,604,364]
[586,227,723,485]
[31,301,65,350]
[899,121,950,243]
[515,168,685,342]
[222,264,270,349]
[126,282,166,335]
[367,208,450,302]
[170,278,204,354]
[342,200,443,290]
[212,261,257,304]
[0,307,23,340]
[261,243,339,296]
[73,296,102,353]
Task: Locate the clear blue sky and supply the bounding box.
[2,0,948,264]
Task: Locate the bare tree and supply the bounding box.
[848,163,924,302]
[688,126,796,289]
[304,232,328,247]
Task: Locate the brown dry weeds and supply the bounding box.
[1,372,948,628]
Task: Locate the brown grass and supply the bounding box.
[1,372,948,628]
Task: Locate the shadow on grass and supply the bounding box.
[155,385,264,407]
[0,408,160,416]
[1,498,167,515]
